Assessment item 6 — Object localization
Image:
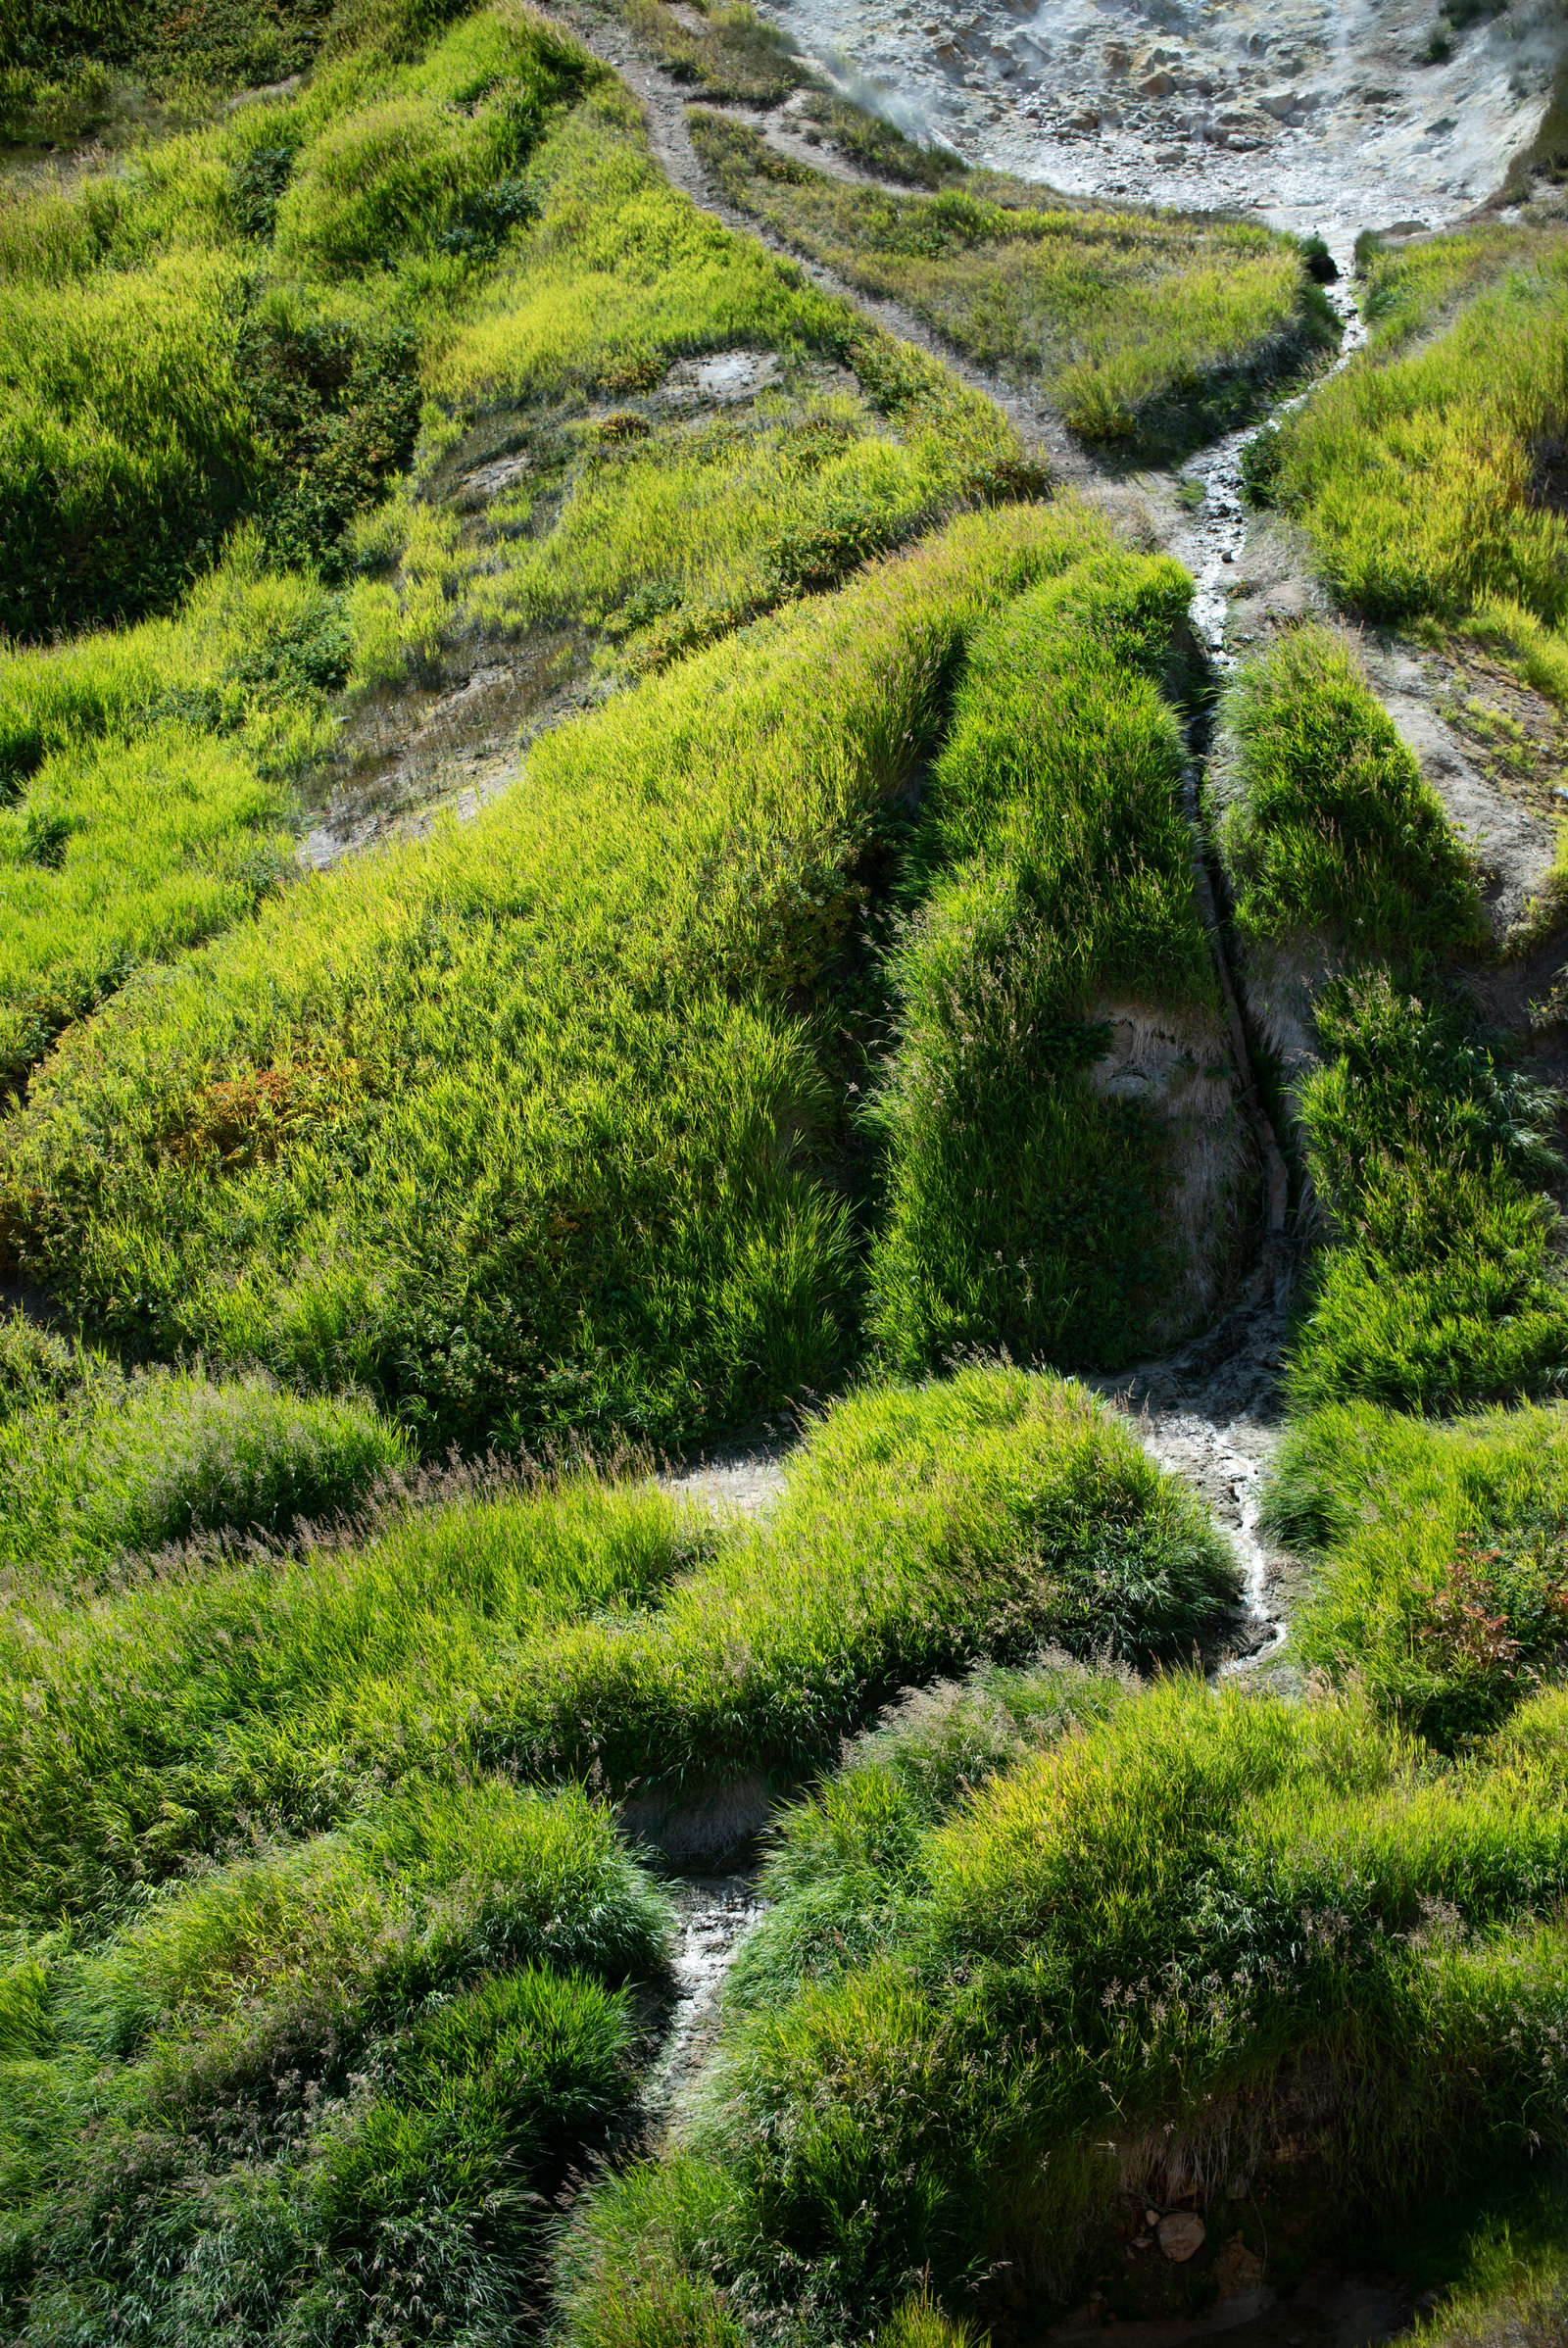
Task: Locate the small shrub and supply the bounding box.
[1267,1400,1568,1744]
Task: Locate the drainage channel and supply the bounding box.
[1171,267,1369,664]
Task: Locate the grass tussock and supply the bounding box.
[688,111,1337,452]
[1266,1400,1568,1748]
[557,1675,1568,2339]
[0,1363,1234,1922]
[0,1776,671,2344]
[1287,977,1568,1416]
[1217,625,1487,961]
[0,1331,409,1596]
[1250,236,1568,646]
[0,503,1154,1453]
[866,551,1235,1375]
[0,1451,691,1919]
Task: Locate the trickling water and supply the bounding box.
[1171,268,1368,663]
[640,1874,765,2127]
[1133,1409,1286,1673]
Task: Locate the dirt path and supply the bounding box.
[563,4,1099,479]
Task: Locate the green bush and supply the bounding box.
[1,1779,669,2343]
[0,1362,409,1592]
[562,1678,1568,2336]
[1298,976,1561,1229]
[1217,625,1486,959]
[866,552,1226,1374]
[1285,977,1568,1415]
[496,1364,1236,1797]
[1266,1401,1568,1747]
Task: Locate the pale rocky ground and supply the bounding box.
[758,0,1558,243]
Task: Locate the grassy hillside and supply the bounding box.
[1247,226,1568,678]
[5,0,1568,2338]
[558,1675,1568,2339]
[689,111,1338,452]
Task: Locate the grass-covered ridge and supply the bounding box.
[0,1364,1236,1923]
[1247,228,1568,655]
[688,109,1338,451]
[0,502,1219,1452]
[1213,628,1568,1416]
[1265,1401,1568,1747]
[867,551,1240,1374]
[0,1307,409,1596]
[1216,624,1487,963]
[559,1675,1568,2340]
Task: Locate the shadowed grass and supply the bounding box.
[0,1777,671,2343]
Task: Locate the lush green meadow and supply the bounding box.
[689,110,1338,450]
[0,499,1232,1448]
[0,1368,1239,2340]
[4,0,1568,2339]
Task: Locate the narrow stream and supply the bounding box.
[1170,267,1368,662]
[640,1873,765,2128]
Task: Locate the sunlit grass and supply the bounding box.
[559,1674,1568,2338]
[1265,1399,1568,1747]
[0,504,1128,1449]
[688,111,1335,450]
[1260,240,1568,636]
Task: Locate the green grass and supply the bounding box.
[1216,625,1487,961]
[687,111,1337,452]
[1252,239,1568,639]
[0,36,1028,1089]
[1265,1400,1568,1747]
[557,1675,1568,2340]
[0,4,596,638]
[500,1364,1236,1800]
[865,551,1235,1375]
[595,0,812,106]
[0,1454,692,1920]
[1212,631,1568,1415]
[0,1343,409,1597]
[1285,976,1568,1415]
[0,503,1148,1453]
[357,335,1032,687]
[0,1364,1235,1925]
[0,548,357,1098]
[0,1776,672,2344]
